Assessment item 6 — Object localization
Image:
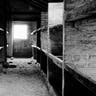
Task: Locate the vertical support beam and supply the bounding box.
[0,0,7,63]
[4,0,8,62]
[62,0,65,96]
[4,21,7,62]
[11,22,14,57]
[37,17,41,63]
[47,5,50,81]
[4,1,7,62]
[37,18,41,48]
[6,2,12,58]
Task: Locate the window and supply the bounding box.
[13,24,28,40]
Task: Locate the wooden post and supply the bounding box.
[0,0,8,63]
[62,0,65,96]
[4,0,8,62]
[37,19,41,48]
[37,17,41,63]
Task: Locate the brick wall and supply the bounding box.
[65,19,96,68]
[40,12,49,51]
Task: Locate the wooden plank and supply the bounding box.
[32,46,63,68]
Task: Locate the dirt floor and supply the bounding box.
[0,58,52,96]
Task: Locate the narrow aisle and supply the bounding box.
[0,58,50,96]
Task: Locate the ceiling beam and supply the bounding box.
[37,0,48,5]
[31,0,47,8]
[11,11,40,15]
[11,14,40,21]
[48,0,63,2]
[24,0,48,11]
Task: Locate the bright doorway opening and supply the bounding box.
[13,24,28,40]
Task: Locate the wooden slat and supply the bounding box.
[32,45,63,68]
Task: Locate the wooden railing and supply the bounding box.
[31,45,62,96]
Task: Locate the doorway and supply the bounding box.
[10,21,37,58]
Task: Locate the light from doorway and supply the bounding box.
[13,24,28,40]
